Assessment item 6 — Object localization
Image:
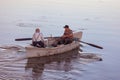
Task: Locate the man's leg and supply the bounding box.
[39,41,45,48]
[64,38,72,44]
[32,41,37,46]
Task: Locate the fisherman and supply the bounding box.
[59,25,73,45]
[32,28,45,48]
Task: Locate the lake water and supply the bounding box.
[0,0,120,80]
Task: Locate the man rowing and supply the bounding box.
[52,25,73,47]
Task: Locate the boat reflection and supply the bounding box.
[25,48,80,79]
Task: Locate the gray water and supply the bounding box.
[0,0,120,80]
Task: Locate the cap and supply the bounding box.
[64,25,69,28]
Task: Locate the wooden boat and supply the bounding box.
[25,31,82,58]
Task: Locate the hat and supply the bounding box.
[64,25,69,28]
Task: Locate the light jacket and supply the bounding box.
[32,32,44,42]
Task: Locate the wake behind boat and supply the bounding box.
[25,31,82,58]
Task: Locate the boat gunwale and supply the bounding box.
[25,41,80,50]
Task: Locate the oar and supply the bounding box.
[15,38,32,41]
[15,37,60,41]
[80,41,103,49]
[15,37,103,49]
[15,37,54,41]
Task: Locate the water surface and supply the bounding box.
[0,0,120,80]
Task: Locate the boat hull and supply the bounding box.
[26,31,82,58]
[26,42,80,58]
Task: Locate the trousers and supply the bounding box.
[32,41,45,48]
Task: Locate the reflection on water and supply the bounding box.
[25,47,102,80]
[25,48,80,79]
[0,45,102,80]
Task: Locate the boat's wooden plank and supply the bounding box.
[73,31,82,39]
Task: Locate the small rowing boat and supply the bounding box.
[25,31,82,58]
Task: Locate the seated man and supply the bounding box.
[58,25,73,45]
[32,28,45,48]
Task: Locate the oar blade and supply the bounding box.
[80,41,103,49]
[87,43,103,49]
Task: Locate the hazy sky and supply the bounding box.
[0,0,119,23]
